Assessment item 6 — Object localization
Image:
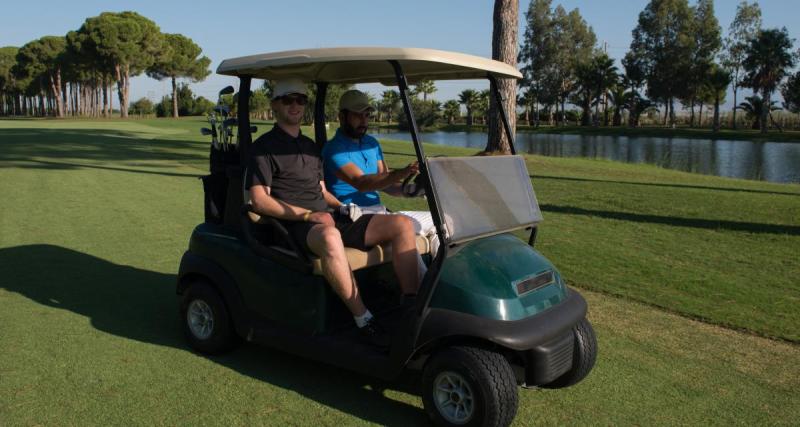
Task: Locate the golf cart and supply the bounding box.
[178,47,596,427]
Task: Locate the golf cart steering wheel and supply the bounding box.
[402,173,425,197]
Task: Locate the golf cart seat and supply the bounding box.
[243,201,430,275]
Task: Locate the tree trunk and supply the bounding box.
[698,101,704,128]
[39,91,45,117]
[49,71,63,117]
[731,83,738,130]
[102,78,109,117]
[713,95,720,132]
[760,91,769,134]
[172,76,179,118]
[669,97,675,126]
[116,64,130,118]
[594,91,600,127]
[485,0,518,153]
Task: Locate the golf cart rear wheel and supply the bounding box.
[180,280,239,355]
[543,317,597,389]
[422,346,518,427]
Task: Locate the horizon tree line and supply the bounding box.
[0,11,210,119]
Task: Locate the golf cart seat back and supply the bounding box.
[243,194,430,274]
[427,155,543,244]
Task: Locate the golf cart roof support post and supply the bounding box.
[487,73,517,155]
[388,59,450,351]
[388,60,446,242]
[237,76,253,166]
[314,82,329,145]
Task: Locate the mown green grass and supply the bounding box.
[1,118,799,425]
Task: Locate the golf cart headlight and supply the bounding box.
[514,270,555,295]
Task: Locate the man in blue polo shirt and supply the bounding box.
[322,89,418,206]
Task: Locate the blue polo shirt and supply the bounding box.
[322,129,384,206]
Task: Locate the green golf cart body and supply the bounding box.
[177,47,596,427]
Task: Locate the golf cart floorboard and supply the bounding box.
[247,307,409,380]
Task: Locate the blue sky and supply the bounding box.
[1,0,798,108]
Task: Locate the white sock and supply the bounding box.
[354,309,373,328]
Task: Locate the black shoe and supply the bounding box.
[360,317,391,350]
[399,293,418,312]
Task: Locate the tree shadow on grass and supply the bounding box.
[0,244,427,426]
[0,128,208,168]
[540,204,800,236]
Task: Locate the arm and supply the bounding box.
[321,180,344,209]
[335,160,418,193]
[250,185,333,224]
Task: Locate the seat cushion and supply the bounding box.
[311,235,430,275]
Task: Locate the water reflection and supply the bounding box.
[371,130,800,184]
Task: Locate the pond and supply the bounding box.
[371,130,800,184]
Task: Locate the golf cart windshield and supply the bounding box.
[428,155,542,243]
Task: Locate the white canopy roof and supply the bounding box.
[216,47,522,84]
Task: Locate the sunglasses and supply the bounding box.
[278,94,309,106]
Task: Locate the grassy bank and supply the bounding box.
[1,118,798,425]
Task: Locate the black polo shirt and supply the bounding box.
[246,125,328,212]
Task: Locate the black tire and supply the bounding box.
[180,280,240,354]
[543,317,597,388]
[422,346,518,427]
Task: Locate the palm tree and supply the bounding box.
[443,100,461,125]
[626,94,658,127]
[381,90,399,124]
[742,28,796,133]
[736,95,781,130]
[608,85,627,126]
[706,65,731,132]
[477,89,491,124]
[573,60,595,126]
[592,53,618,126]
[413,79,436,102]
[458,89,479,126]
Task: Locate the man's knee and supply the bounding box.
[393,215,414,237]
[308,225,343,256]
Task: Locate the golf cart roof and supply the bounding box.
[216,47,522,83]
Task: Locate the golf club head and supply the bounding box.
[219,86,234,96]
[249,126,258,134]
[200,128,212,136]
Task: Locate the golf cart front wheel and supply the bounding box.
[180,280,240,354]
[422,346,518,427]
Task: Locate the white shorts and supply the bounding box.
[360,205,440,254]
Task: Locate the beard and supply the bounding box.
[342,121,367,139]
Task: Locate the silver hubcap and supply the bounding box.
[187,299,214,340]
[433,371,475,424]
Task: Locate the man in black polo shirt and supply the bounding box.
[246,79,420,348]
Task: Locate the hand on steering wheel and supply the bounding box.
[401,173,426,197]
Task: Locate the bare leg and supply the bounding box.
[364,215,420,295]
[306,224,366,316]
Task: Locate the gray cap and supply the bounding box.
[339,89,375,113]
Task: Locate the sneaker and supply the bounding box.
[399,293,418,310]
[360,317,391,350]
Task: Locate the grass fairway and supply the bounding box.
[1,118,799,425]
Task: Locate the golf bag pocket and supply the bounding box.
[201,173,228,224]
